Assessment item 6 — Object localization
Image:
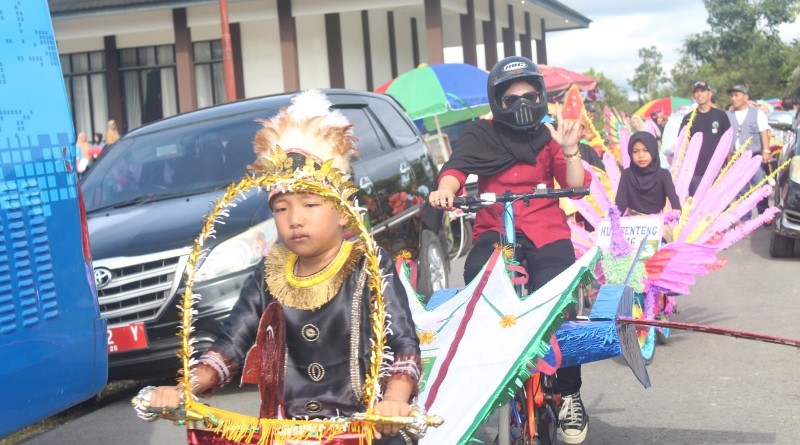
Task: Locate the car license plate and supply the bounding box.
[107,322,148,354]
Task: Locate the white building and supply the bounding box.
[49,0,590,136]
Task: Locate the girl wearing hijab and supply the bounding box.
[615,131,681,217]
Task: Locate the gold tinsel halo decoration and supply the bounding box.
[174,145,388,444]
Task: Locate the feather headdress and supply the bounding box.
[249,90,357,176]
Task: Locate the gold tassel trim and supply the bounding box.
[186,402,375,445]
[264,240,362,310]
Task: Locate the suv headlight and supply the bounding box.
[195,219,277,282]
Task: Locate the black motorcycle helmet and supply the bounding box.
[488,56,548,131]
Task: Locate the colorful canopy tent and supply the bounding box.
[634,96,693,118]
[375,63,490,132]
[539,64,597,97]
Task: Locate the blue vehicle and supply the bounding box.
[0,0,108,437]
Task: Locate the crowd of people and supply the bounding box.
[75,119,121,175]
[131,55,799,445]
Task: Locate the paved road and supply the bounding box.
[20,226,800,444]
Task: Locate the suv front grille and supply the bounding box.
[95,249,188,326]
[785,209,800,227]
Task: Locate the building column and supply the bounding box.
[424,0,444,64]
[361,11,374,91]
[173,8,196,113]
[230,23,245,99]
[103,35,123,128]
[325,13,345,88]
[410,18,420,68]
[520,11,532,60]
[536,18,548,65]
[277,0,300,91]
[482,0,497,69]
[387,11,398,78]
[502,4,515,58]
[460,0,477,66]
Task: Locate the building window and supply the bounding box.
[193,40,226,108]
[61,51,108,140]
[119,45,178,131]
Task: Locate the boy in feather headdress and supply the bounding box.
[145,90,421,444]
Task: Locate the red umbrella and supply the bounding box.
[539,65,597,94]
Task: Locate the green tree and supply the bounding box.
[584,67,635,115]
[629,46,669,103]
[785,39,800,97]
[679,0,800,99]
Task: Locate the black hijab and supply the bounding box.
[440,119,552,176]
[616,131,666,214]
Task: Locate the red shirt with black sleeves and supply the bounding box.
[441,139,591,248]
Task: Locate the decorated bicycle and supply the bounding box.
[567,87,791,364]
[396,185,655,445]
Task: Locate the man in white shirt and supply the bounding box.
[726,84,771,217]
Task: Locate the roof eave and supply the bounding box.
[529,0,592,29]
[49,0,217,20]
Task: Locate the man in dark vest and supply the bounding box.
[727,84,771,218]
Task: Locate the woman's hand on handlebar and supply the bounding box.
[429,189,456,210]
[430,175,461,210]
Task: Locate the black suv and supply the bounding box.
[81,90,450,378]
[768,110,800,257]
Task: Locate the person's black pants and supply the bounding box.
[464,231,582,395]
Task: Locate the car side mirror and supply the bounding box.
[768,111,794,131]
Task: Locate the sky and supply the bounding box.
[441,1,800,99]
[519,1,799,98]
[547,1,709,95]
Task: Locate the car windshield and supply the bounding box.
[82,107,281,212]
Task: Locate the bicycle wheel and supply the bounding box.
[534,404,557,445]
[497,401,513,445]
[655,293,671,345]
[656,313,671,345]
[632,294,656,365]
[500,388,537,445]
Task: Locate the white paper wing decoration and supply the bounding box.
[400,247,600,444]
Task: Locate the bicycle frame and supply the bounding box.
[494,196,562,445]
[451,187,590,445]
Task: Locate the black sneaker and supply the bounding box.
[558,391,588,444]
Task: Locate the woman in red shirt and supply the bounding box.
[429,56,591,445]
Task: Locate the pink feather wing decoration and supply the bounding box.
[643,119,660,138]
[568,220,595,258]
[618,125,631,168]
[696,186,773,246]
[672,132,703,202]
[603,151,621,193]
[644,242,719,295]
[676,153,763,244]
[667,126,689,179]
[716,207,780,249]
[690,128,734,205]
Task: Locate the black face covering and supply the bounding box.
[440,119,553,177]
[491,78,548,131]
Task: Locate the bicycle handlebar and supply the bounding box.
[451,186,590,212]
